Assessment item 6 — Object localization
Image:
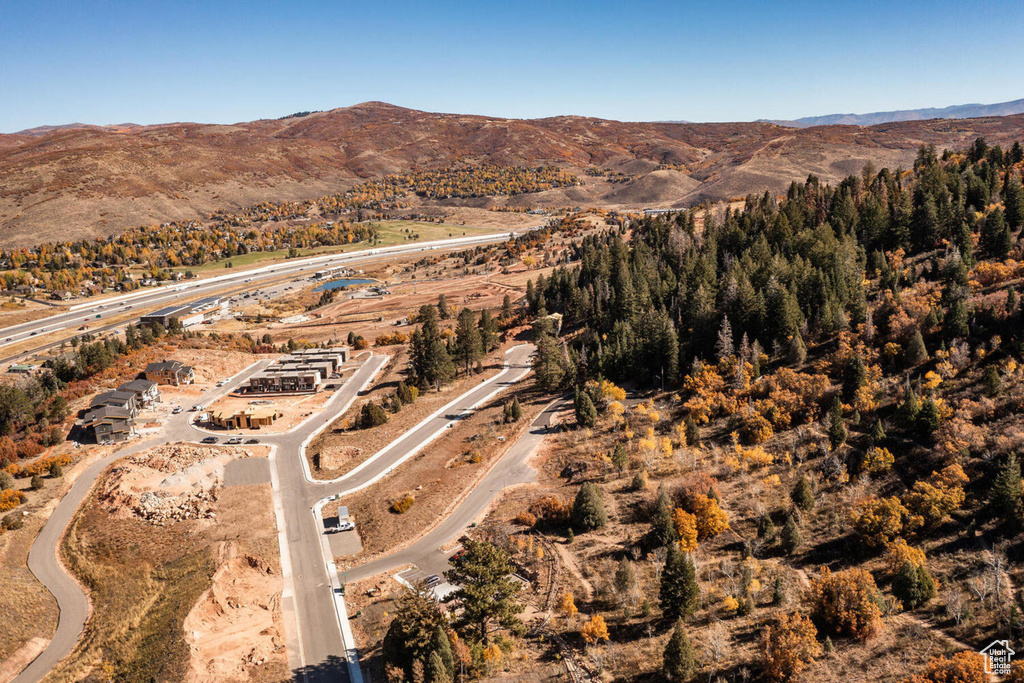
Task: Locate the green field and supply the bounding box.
[169,221,500,276]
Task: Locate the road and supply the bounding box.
[13,345,536,683]
[0,231,519,353]
[11,360,273,683]
[342,397,567,584]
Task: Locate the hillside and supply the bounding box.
[4,102,1024,247]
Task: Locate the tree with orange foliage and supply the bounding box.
[761,612,821,682]
[558,591,578,620]
[903,464,968,528]
[690,493,730,540]
[672,509,698,552]
[807,568,884,640]
[580,614,610,645]
[851,496,913,548]
[899,651,987,683]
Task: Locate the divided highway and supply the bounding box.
[0,231,519,354]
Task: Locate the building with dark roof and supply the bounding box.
[144,360,195,386]
[117,379,161,406]
[89,390,139,417]
[81,405,135,444]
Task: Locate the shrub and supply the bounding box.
[0,489,27,513]
[1,512,24,530]
[762,612,821,683]
[807,568,883,640]
[892,561,937,610]
[899,652,986,683]
[390,495,415,514]
[862,447,894,475]
[360,402,389,429]
[0,471,12,490]
[740,412,774,444]
[30,475,44,490]
[514,511,537,527]
[851,496,912,548]
[791,475,814,511]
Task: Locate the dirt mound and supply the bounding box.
[183,551,283,683]
[99,443,252,525]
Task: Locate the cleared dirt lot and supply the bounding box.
[47,442,285,683]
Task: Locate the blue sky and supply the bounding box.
[2,0,1023,132]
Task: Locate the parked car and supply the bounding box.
[424,575,441,587]
[171,406,183,414]
[191,404,203,411]
[201,436,218,444]
[330,521,355,533]
[226,436,243,445]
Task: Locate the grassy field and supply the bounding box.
[170,221,501,276]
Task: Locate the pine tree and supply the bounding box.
[611,442,628,471]
[659,544,699,621]
[426,650,452,683]
[650,487,677,547]
[991,454,1023,524]
[431,626,455,680]
[445,540,522,642]
[981,209,1013,258]
[571,482,607,532]
[779,514,802,555]
[791,475,814,512]
[827,397,847,448]
[662,619,696,682]
[786,332,807,366]
[478,309,499,352]
[905,328,928,365]
[574,390,597,428]
[437,293,453,320]
[454,308,482,373]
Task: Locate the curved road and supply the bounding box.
[13,345,536,683]
[342,396,567,584]
[12,360,273,683]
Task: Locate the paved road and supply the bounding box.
[0,232,521,353]
[10,359,272,683]
[270,345,534,682]
[342,397,567,585]
[13,345,535,683]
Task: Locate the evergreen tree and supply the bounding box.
[991,454,1023,524]
[454,308,482,373]
[500,293,515,321]
[574,390,597,428]
[445,540,522,642]
[791,475,815,512]
[478,309,499,352]
[437,293,453,320]
[786,332,807,366]
[611,442,628,471]
[715,316,734,361]
[662,619,696,682]
[905,328,928,365]
[431,626,455,680]
[981,209,1013,258]
[659,544,699,621]
[841,354,867,403]
[779,514,802,555]
[532,322,567,392]
[827,397,847,448]
[571,482,607,532]
[650,487,677,547]
[426,651,452,683]
[892,561,936,609]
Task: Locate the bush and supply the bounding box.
[1,512,24,530]
[390,495,415,514]
[0,471,12,490]
[0,489,27,512]
[791,475,815,511]
[892,561,936,609]
[807,568,884,640]
[360,402,389,429]
[48,461,63,478]
[30,475,44,490]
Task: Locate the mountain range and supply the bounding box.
[766,98,1024,128]
[3,101,1024,248]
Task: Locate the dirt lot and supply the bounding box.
[201,385,339,435]
[156,348,274,407]
[47,442,285,683]
[325,380,547,567]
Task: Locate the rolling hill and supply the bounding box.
[767,97,1024,127]
[3,101,1024,247]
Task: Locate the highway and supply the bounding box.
[13,345,537,683]
[0,231,518,353]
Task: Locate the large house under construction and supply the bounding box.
[245,347,350,394]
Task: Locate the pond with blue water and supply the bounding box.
[313,278,376,292]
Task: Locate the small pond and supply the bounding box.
[313,278,375,292]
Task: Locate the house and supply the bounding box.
[144,360,195,386]
[211,405,279,429]
[243,347,350,394]
[81,406,135,444]
[89,390,139,417]
[7,363,39,375]
[50,290,74,301]
[117,379,160,406]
